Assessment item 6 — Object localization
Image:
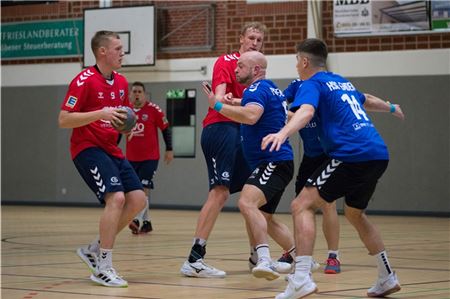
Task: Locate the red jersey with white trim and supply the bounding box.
[202,51,246,127]
[126,102,169,161]
[61,66,130,159]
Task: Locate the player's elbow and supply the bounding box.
[246,115,259,125]
[58,111,71,128]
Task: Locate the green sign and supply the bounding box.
[166,89,186,100]
[1,19,83,60]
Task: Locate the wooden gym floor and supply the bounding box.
[1,205,449,299]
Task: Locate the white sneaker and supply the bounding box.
[367,272,401,297]
[311,260,320,272]
[275,261,293,273]
[276,274,318,299]
[252,260,280,281]
[180,259,226,278]
[76,247,98,274]
[283,260,321,282]
[90,267,128,287]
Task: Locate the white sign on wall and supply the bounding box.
[83,5,155,67]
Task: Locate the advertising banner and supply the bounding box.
[1,19,83,60]
[334,0,433,36]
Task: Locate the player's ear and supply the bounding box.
[98,46,107,57]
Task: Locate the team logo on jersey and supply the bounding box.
[142,114,149,121]
[98,92,104,99]
[65,96,77,108]
[249,82,260,92]
[119,89,125,99]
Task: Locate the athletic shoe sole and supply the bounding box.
[252,268,280,281]
[367,284,401,297]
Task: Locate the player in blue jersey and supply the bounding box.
[284,79,341,274]
[262,38,404,299]
[203,51,294,281]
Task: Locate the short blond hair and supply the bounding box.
[91,30,120,57]
[240,22,267,36]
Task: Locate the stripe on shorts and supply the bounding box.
[314,159,342,189]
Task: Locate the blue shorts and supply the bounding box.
[129,160,158,189]
[73,147,143,204]
[201,122,251,194]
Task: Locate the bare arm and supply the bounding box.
[363,93,405,120]
[261,104,315,152]
[218,103,263,125]
[202,81,263,124]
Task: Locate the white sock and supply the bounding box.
[88,237,100,254]
[375,250,393,279]
[328,250,340,260]
[193,238,207,246]
[137,198,149,221]
[294,256,312,280]
[255,244,271,263]
[98,248,113,271]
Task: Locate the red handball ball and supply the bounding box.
[114,106,137,133]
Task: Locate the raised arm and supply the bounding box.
[363,93,405,121]
[202,81,263,125]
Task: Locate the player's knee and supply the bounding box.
[344,206,363,223]
[106,192,126,209]
[238,197,254,214]
[291,197,303,214]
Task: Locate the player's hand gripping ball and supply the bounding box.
[113,106,137,133]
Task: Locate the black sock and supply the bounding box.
[188,244,206,263]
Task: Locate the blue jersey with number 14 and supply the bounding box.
[241,79,293,169]
[291,71,388,162]
[284,79,324,158]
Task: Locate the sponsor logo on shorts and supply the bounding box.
[110,176,121,186]
[221,171,230,181]
[249,168,259,179]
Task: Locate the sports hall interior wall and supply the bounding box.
[2,75,449,216]
[1,1,449,215]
